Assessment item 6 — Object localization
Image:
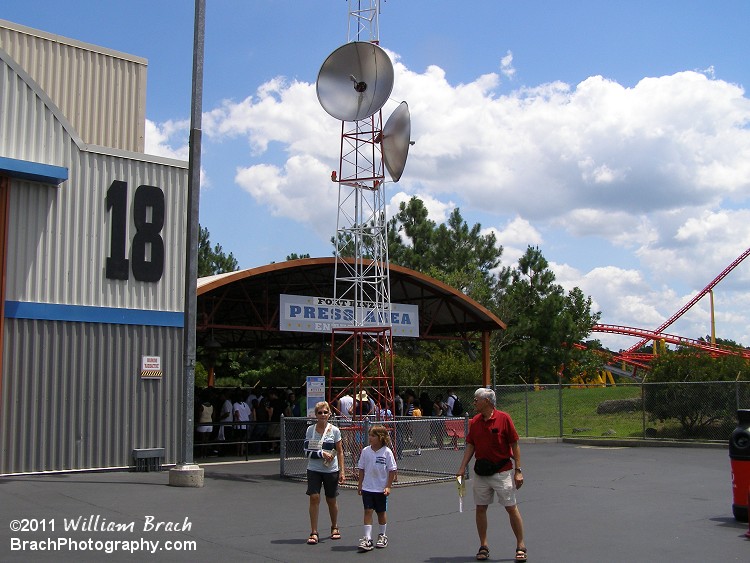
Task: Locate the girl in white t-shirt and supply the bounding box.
[357,425,397,551]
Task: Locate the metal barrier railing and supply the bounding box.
[280,416,470,486]
[193,421,281,461]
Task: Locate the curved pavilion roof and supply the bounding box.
[197,257,505,351]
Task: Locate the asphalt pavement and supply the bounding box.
[0,441,747,562]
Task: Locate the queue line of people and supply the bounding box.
[330,387,464,419]
[194,385,304,456]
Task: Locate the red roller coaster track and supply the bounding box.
[622,246,750,353]
[594,324,750,359]
[590,247,750,371]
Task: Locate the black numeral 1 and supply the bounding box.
[106,181,165,282]
[106,180,129,280]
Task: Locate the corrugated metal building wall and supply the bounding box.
[3,321,182,473]
[0,22,188,474]
[0,18,147,153]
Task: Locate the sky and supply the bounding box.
[4,0,750,352]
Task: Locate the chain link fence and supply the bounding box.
[280,416,470,486]
[275,381,749,485]
[454,380,749,442]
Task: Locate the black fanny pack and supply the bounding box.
[474,458,509,476]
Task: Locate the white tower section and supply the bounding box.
[332,0,392,328]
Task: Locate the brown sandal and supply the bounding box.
[515,547,528,561]
[476,545,490,560]
[307,532,319,545]
[330,526,341,540]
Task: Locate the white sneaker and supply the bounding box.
[358,537,374,552]
[375,534,388,548]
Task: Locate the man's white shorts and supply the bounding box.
[472,469,517,507]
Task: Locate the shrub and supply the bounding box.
[645,349,749,436]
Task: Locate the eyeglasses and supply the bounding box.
[316,410,329,415]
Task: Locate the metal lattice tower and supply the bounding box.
[328,0,395,421]
[333,0,391,325]
[347,0,381,44]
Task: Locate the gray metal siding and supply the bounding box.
[1,318,183,474]
[0,18,147,152]
[0,46,76,163]
[6,153,187,312]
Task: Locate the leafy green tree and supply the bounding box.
[387,197,437,271]
[286,253,311,260]
[388,198,502,307]
[493,246,601,384]
[698,335,747,353]
[196,226,239,383]
[393,341,482,387]
[214,349,318,389]
[198,225,239,277]
[432,209,501,281]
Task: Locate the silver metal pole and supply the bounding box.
[179,0,204,466]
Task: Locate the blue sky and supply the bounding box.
[5,0,750,352]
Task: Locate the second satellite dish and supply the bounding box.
[317,42,394,122]
[382,101,411,182]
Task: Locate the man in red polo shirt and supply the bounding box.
[457,388,527,562]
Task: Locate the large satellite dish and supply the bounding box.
[382,101,411,182]
[317,41,394,122]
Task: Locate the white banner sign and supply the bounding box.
[280,294,419,337]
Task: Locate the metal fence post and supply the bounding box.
[364,418,371,454]
[737,375,742,411]
[463,415,470,480]
[463,413,469,445]
[524,383,529,438]
[558,376,563,437]
[280,415,285,477]
[641,381,646,439]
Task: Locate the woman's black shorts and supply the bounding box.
[306,470,340,498]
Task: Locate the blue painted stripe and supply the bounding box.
[0,156,68,185]
[5,301,184,328]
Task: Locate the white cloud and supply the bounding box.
[234,154,339,238]
[554,264,673,350]
[640,210,750,290]
[203,78,339,159]
[157,54,750,349]
[484,216,543,267]
[500,51,515,80]
[556,209,658,249]
[144,119,189,160]
[144,118,209,187]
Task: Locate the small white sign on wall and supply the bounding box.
[306,375,326,417]
[141,355,162,379]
